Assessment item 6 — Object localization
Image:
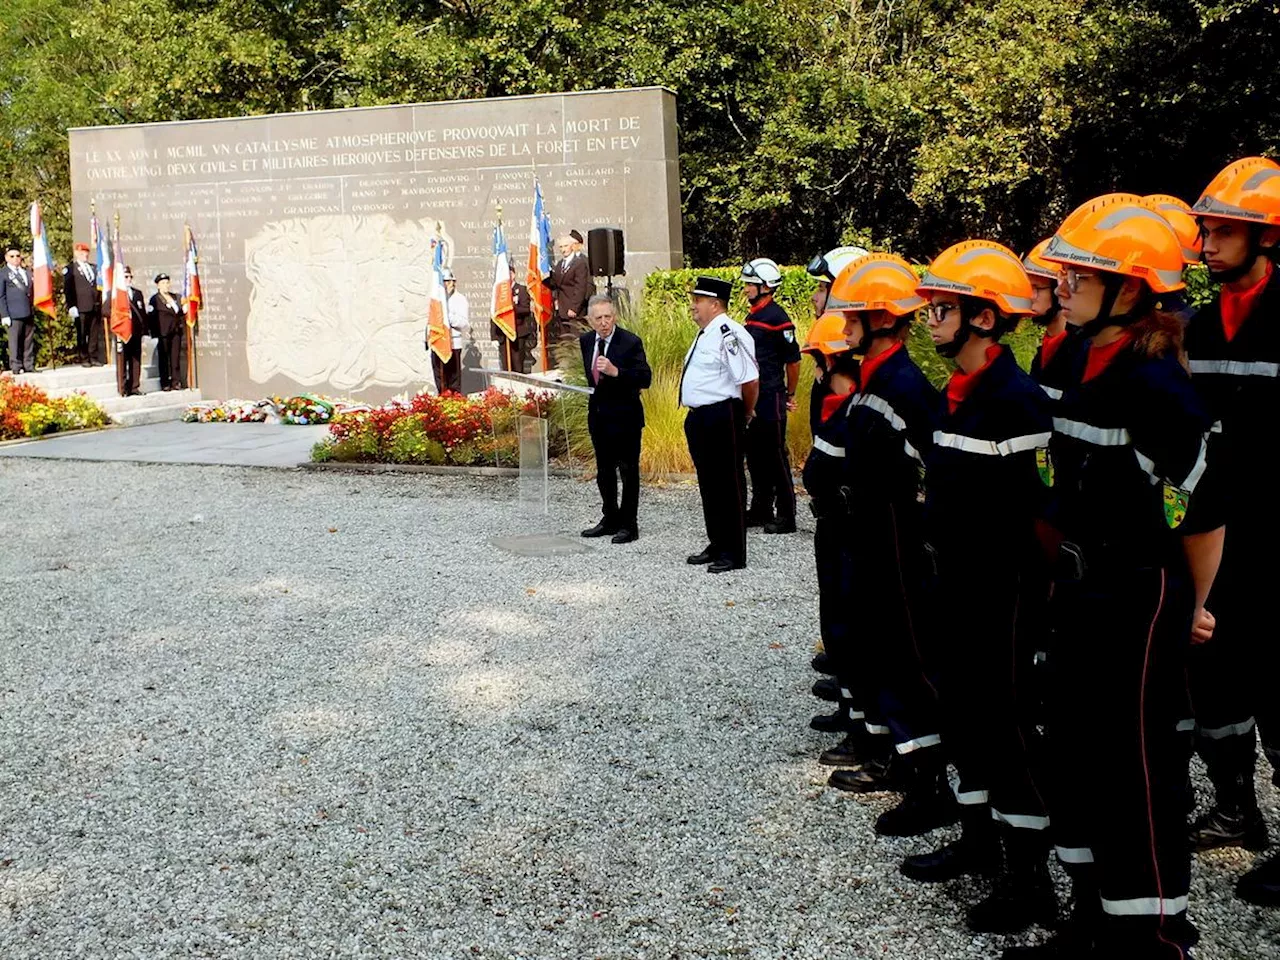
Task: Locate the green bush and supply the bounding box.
[387,417,446,465]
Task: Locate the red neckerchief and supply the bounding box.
[747,294,775,316]
[945,344,1002,414]
[1221,260,1273,343]
[857,340,903,390]
[821,387,853,423]
[1040,329,1068,368]
[1083,333,1133,383]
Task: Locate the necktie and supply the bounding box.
[678,330,704,407]
[13,269,26,288]
[592,338,607,384]
[81,263,92,282]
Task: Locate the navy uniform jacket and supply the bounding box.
[1048,322,1218,570]
[581,326,651,434]
[1184,267,1280,534]
[512,282,536,339]
[124,286,148,340]
[1030,326,1083,403]
[149,292,185,337]
[803,390,856,506]
[0,267,34,320]
[63,262,100,313]
[745,299,801,421]
[925,346,1053,565]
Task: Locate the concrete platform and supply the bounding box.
[0,421,325,469]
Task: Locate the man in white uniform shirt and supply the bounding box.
[438,269,470,393]
[680,276,759,573]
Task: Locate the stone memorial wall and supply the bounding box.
[68,87,682,401]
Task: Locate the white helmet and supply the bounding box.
[807,245,869,284]
[739,257,783,290]
[440,268,456,282]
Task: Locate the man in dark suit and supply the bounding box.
[511,265,537,373]
[149,273,185,391]
[1,247,36,374]
[580,294,651,543]
[550,229,592,346]
[63,242,102,366]
[116,266,148,396]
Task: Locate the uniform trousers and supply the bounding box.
[1190,521,1279,779]
[80,310,105,365]
[117,335,143,394]
[432,352,461,394]
[850,503,941,754]
[814,511,868,723]
[589,415,641,531]
[1046,560,1195,955]
[932,545,1048,829]
[685,398,747,566]
[7,317,36,373]
[746,392,796,522]
[158,329,185,389]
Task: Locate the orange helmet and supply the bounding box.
[820,253,924,324]
[1022,239,1059,282]
[916,240,1035,316]
[801,312,852,356]
[1192,156,1280,227]
[1042,193,1186,293]
[1142,194,1202,264]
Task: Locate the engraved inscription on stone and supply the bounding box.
[68,88,682,402]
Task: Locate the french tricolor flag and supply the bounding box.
[29,202,56,318]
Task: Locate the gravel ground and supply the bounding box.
[0,458,1276,959]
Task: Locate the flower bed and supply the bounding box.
[311,387,569,467]
[183,395,370,424]
[0,374,110,440]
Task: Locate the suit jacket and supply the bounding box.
[582,326,651,433]
[63,261,100,313]
[551,253,591,321]
[126,286,148,341]
[0,267,35,320]
[149,292,184,337]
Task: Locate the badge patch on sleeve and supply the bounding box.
[1163,484,1189,529]
[784,329,795,343]
[1036,447,1055,488]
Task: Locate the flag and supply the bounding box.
[29,203,56,318]
[526,179,554,334]
[491,223,516,342]
[91,211,111,296]
[182,225,202,328]
[426,234,452,366]
[109,226,131,339]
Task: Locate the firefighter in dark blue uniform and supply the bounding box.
[1003,194,1225,959]
[813,254,953,836]
[1183,157,1280,907]
[904,241,1057,934]
[800,313,871,758]
[740,258,801,534]
[1025,239,1080,402]
[805,247,868,444]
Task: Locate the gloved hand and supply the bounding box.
[69,306,79,319]
[1,317,10,328]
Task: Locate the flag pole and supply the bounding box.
[185,224,196,391]
[497,203,512,373]
[95,199,110,368]
[113,213,125,395]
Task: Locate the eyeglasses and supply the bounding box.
[1061,268,1096,293]
[927,303,961,323]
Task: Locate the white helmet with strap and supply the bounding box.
[739,257,783,290]
[807,246,869,284]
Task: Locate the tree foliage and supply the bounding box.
[1,0,1276,264]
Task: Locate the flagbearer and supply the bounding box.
[149,274,185,391]
[511,265,536,374]
[117,266,147,396]
[63,243,101,367]
[740,258,801,534]
[1,248,36,374]
[682,276,759,573]
[580,295,652,544]
[431,269,469,394]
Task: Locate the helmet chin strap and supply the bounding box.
[934,301,997,358]
[1077,274,1126,340]
[1205,225,1270,283]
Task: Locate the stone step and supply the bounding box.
[96,388,200,417]
[46,375,166,401]
[112,403,200,427]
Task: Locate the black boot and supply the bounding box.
[901,805,999,883]
[967,828,1058,933]
[1001,872,1097,958]
[874,751,958,837]
[810,702,858,733]
[1237,852,1280,907]
[811,651,836,675]
[820,728,876,767]
[1191,734,1269,852]
[812,677,841,702]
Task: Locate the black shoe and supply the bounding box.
[967,868,1057,933]
[811,651,836,675]
[1190,806,1269,852]
[828,757,904,793]
[611,529,637,544]
[581,521,618,538]
[819,733,868,767]
[810,707,856,733]
[902,836,998,883]
[875,763,958,837]
[687,549,714,565]
[707,559,744,574]
[1237,852,1280,906]
[744,510,773,529]
[812,678,841,702]
[763,519,797,534]
[1001,929,1095,959]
